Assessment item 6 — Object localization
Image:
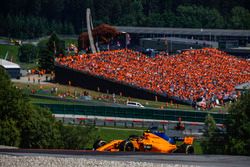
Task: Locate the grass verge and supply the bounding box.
[14,82,196,110]
[29,97,78,105]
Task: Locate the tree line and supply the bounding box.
[18,33,65,72]
[0,66,97,149]
[1,0,250,39]
[0,15,75,39]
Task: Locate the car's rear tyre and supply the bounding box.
[173,144,194,154]
[119,140,135,152]
[123,141,135,152]
[185,145,194,154]
[93,140,107,150]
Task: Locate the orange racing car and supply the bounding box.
[93,127,194,154]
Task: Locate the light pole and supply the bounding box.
[210,32,212,47]
[200,28,203,41]
[121,31,127,49]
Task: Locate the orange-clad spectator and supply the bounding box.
[56,48,250,104]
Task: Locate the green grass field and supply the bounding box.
[0,44,38,69]
[15,82,196,110]
[96,127,143,142]
[29,97,78,105]
[0,44,19,62]
[64,38,78,47]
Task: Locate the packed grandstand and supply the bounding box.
[56,48,250,107]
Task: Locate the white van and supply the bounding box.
[126,101,145,108]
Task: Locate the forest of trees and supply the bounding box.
[0,66,97,149]
[1,0,250,39]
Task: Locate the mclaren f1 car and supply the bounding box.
[93,127,194,154]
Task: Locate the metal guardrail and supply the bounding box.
[36,103,227,124]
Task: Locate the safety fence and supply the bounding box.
[37,103,227,124]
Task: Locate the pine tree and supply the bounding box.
[18,44,38,63]
[47,32,65,56]
[38,32,65,72]
[38,46,54,72]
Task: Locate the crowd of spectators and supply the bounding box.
[56,48,250,107]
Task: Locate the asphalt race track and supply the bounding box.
[1,149,250,167]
